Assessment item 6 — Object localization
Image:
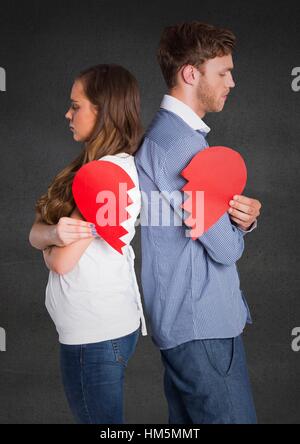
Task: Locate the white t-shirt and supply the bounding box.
[45,153,147,345]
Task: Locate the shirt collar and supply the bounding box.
[160,94,211,134]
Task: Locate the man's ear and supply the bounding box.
[181,65,199,85]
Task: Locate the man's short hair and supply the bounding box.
[157,21,236,89]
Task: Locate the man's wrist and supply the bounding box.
[236,219,257,233]
[237,223,252,231]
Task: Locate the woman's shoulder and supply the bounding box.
[99,153,136,169]
[99,153,139,185]
[99,152,133,160]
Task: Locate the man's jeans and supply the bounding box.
[160,334,257,424]
[60,328,140,424]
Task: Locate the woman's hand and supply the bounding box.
[51,215,96,247]
[42,207,98,275]
[29,211,97,251]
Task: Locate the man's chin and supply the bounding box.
[215,103,225,112]
[207,107,224,113]
[206,102,225,113]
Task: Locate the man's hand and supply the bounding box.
[228,195,262,230]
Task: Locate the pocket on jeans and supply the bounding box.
[202,337,236,377]
[111,328,140,367]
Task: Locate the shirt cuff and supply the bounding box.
[236,219,257,235]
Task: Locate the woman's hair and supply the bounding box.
[157,21,236,89]
[35,64,143,224]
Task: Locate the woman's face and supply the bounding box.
[65,80,98,142]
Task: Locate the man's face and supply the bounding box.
[196,54,235,113]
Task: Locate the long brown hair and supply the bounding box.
[35,64,143,224]
[157,21,236,89]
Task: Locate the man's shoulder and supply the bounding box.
[138,109,198,157]
[136,109,209,177]
[146,109,195,144]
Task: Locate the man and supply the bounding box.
[135,21,261,424]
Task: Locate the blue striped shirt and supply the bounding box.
[135,101,253,350]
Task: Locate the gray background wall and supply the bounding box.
[0,0,299,424]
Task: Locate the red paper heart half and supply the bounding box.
[72,160,135,254]
[181,146,247,239]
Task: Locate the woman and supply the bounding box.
[29,64,147,424]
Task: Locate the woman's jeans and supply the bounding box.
[60,328,140,424]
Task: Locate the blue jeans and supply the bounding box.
[160,334,257,424]
[59,328,140,424]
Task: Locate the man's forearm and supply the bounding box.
[29,222,57,251]
[199,213,245,265]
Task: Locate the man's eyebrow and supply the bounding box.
[222,67,234,72]
[70,98,79,102]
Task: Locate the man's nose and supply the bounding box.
[227,73,235,88]
[65,109,72,120]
